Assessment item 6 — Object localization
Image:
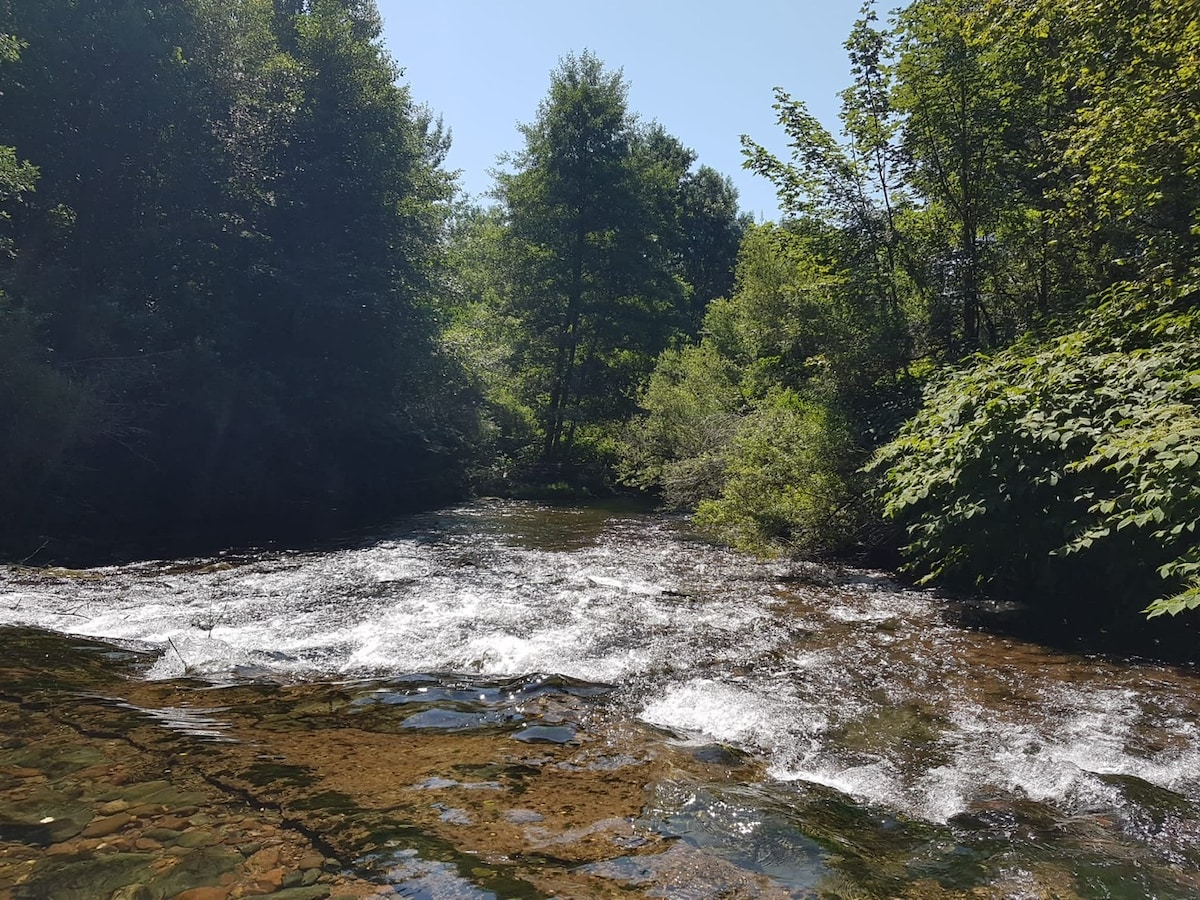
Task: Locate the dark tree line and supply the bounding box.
[0,0,477,559]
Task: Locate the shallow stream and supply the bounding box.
[2,500,1199,897]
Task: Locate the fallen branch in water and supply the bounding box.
[166,636,192,674]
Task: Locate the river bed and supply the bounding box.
[2,499,1199,898]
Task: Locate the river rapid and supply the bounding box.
[2,499,1200,898]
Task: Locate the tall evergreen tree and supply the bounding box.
[495,52,689,463]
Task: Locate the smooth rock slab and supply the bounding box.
[12,852,155,900]
[146,845,243,897]
[512,725,575,744]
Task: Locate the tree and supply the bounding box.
[495,52,696,463]
[0,0,477,556]
[677,165,749,332]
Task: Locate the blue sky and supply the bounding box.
[377,1,866,221]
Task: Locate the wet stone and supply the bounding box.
[12,851,156,899]
[247,845,282,870]
[175,889,228,900]
[176,829,218,848]
[145,844,243,897]
[401,708,504,731]
[503,809,546,824]
[1,767,41,779]
[81,811,133,837]
[438,807,472,825]
[301,868,322,886]
[143,827,183,842]
[269,886,332,900]
[254,865,287,890]
[297,852,325,870]
[0,788,93,845]
[512,725,576,744]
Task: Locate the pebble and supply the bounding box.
[99,799,130,815]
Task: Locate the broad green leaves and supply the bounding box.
[872,274,1200,616]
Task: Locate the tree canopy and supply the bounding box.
[0,0,476,557]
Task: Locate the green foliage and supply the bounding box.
[1035,0,1200,262]
[871,272,1200,616]
[618,340,741,508]
[0,0,477,556]
[620,220,898,556]
[694,391,860,556]
[716,0,1200,633]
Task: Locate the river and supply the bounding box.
[1,499,1199,898]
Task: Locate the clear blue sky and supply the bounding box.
[377,1,865,221]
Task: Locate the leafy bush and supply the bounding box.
[693,390,861,556]
[871,272,1200,617]
[617,341,741,508]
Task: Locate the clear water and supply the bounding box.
[4,499,1200,896]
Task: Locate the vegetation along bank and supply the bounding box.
[1,0,1197,647]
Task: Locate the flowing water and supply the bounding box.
[2,499,1200,898]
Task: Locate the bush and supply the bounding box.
[870,271,1200,618]
[617,341,742,508]
[694,390,861,556]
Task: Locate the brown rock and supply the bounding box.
[127,803,167,818]
[81,812,132,838]
[258,867,286,889]
[177,888,230,900]
[247,846,281,872]
[297,853,325,871]
[99,799,130,815]
[74,764,115,778]
[2,766,41,779]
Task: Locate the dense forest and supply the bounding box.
[1,1,1197,638]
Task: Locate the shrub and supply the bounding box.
[694,390,861,556]
[871,272,1200,618]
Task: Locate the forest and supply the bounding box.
[1,0,1197,637]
